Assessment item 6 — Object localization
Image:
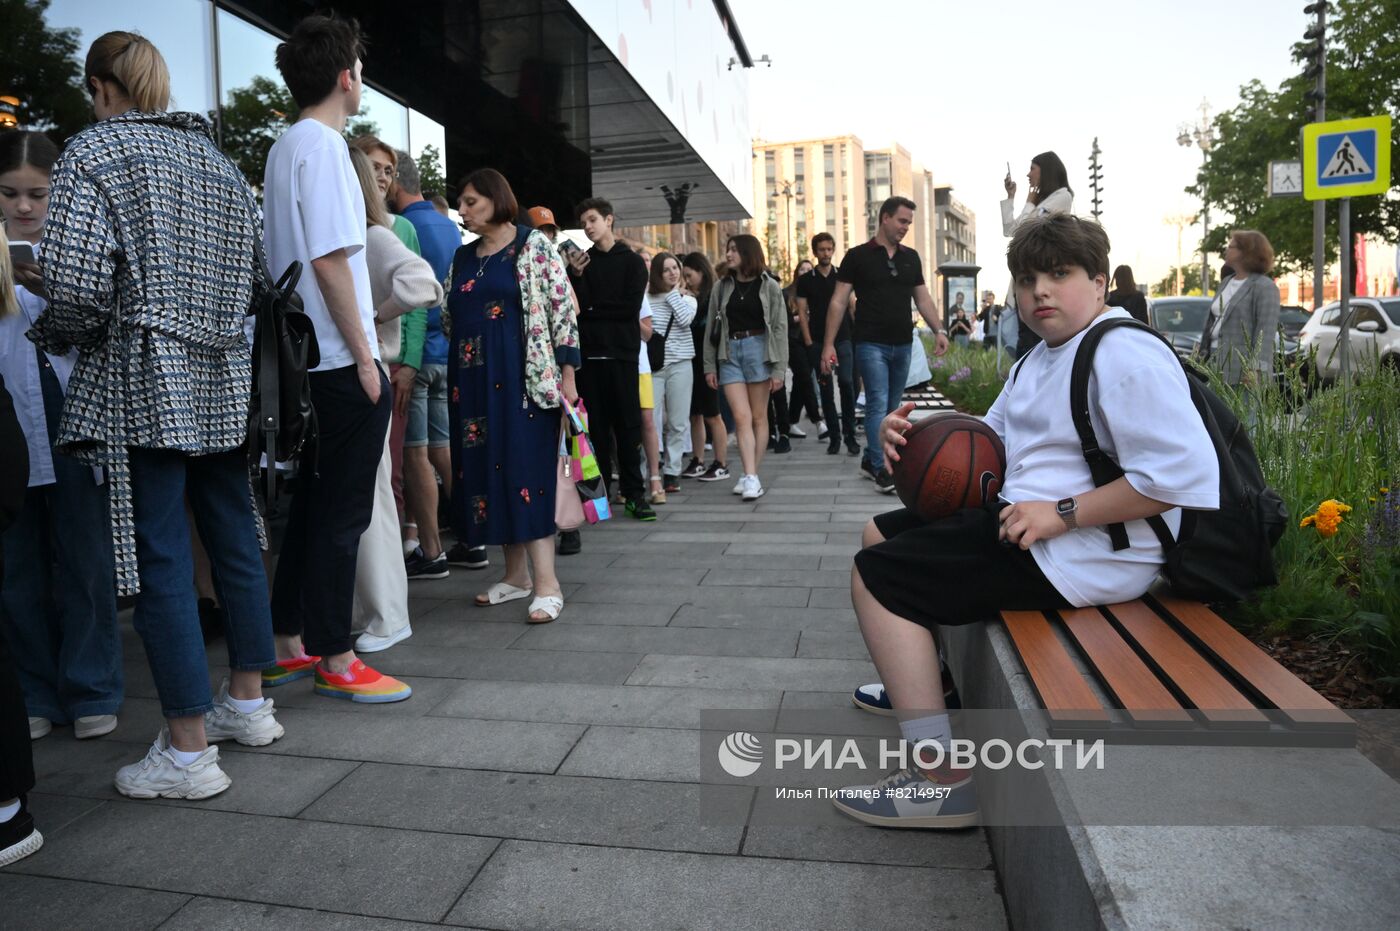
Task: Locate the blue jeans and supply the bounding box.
[0,352,121,723]
[855,341,912,471]
[129,448,277,718]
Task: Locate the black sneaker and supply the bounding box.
[875,468,897,494]
[626,498,658,521]
[446,543,489,569]
[846,439,862,457]
[0,804,42,868]
[558,529,582,555]
[859,459,879,481]
[767,435,777,451]
[697,462,731,482]
[774,435,792,454]
[680,458,707,479]
[663,474,681,493]
[405,547,450,580]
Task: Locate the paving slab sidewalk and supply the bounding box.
[3,406,1007,930]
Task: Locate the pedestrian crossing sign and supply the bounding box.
[1303,115,1391,200]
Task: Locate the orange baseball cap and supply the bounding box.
[527,206,557,229]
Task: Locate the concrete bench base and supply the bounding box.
[940,620,1400,930]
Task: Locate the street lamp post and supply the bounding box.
[771,178,801,269]
[1178,99,1217,295]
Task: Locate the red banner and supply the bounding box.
[1356,234,1368,296]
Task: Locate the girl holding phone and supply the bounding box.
[0,131,123,743]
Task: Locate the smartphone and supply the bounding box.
[558,239,582,258]
[8,241,36,266]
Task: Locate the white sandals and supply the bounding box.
[475,582,532,606]
[527,594,564,623]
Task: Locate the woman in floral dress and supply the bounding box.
[446,169,579,622]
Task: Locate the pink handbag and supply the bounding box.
[555,421,585,531]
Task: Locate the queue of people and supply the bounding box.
[0,12,1290,875]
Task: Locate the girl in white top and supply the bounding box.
[0,131,123,740]
[999,152,1075,345]
[346,148,443,654]
[645,252,697,492]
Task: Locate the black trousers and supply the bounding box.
[0,376,34,801]
[577,358,644,501]
[272,364,391,657]
[786,336,821,425]
[815,341,857,445]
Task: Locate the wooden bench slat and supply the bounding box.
[1000,610,1108,723]
[1104,601,1269,726]
[1056,608,1193,725]
[1150,594,1353,727]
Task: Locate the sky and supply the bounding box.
[728,0,1310,289]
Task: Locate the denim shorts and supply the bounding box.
[718,334,771,386]
[406,363,449,448]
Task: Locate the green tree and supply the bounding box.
[1153,265,1212,297]
[1189,0,1400,274]
[415,144,446,198]
[0,0,90,140]
[212,76,377,186]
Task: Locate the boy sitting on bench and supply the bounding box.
[833,214,1219,829]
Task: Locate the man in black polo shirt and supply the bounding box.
[821,196,948,493]
[796,232,858,456]
[567,197,655,521]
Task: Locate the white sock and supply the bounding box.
[167,744,205,768]
[226,695,264,715]
[899,713,953,764]
[0,799,20,822]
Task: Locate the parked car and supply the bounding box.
[1146,296,1213,359]
[1298,297,1400,382]
[1279,305,1310,340]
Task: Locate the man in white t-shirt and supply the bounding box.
[261,13,410,704]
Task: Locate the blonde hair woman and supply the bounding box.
[29,32,284,800]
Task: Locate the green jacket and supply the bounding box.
[390,214,427,370]
[702,273,788,375]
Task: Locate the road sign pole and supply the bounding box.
[1338,196,1351,384]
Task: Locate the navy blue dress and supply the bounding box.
[447,241,561,546]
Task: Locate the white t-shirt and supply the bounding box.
[638,300,653,375]
[262,119,377,371]
[983,309,1220,607]
[1209,276,1247,344]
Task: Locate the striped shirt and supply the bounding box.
[646,289,697,367]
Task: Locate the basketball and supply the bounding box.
[892,412,1006,521]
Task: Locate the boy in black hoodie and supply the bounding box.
[567,198,655,520]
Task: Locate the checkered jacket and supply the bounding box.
[28,110,262,596]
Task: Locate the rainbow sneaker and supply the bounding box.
[262,653,320,687]
[314,659,412,704]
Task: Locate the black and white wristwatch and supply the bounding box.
[1056,496,1079,531]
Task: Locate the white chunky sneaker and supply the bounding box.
[115,729,231,800]
[204,680,285,747]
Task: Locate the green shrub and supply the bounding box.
[918,337,1008,416]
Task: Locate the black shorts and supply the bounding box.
[691,355,719,418]
[853,503,1070,631]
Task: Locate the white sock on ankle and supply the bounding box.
[226,695,264,715]
[168,744,204,768]
[0,799,20,822]
[899,713,953,759]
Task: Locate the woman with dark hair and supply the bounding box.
[1107,265,1149,324]
[0,130,123,744]
[646,253,696,494]
[1200,230,1281,387]
[448,168,580,622]
[679,252,729,482]
[1000,151,1075,357]
[701,235,787,501]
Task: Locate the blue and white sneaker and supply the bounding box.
[851,668,962,715]
[830,767,979,829]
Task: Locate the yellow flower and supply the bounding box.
[1307,499,1351,538]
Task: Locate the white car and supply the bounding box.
[1298,297,1400,381]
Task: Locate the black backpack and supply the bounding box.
[246,238,319,512]
[1066,317,1287,602]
